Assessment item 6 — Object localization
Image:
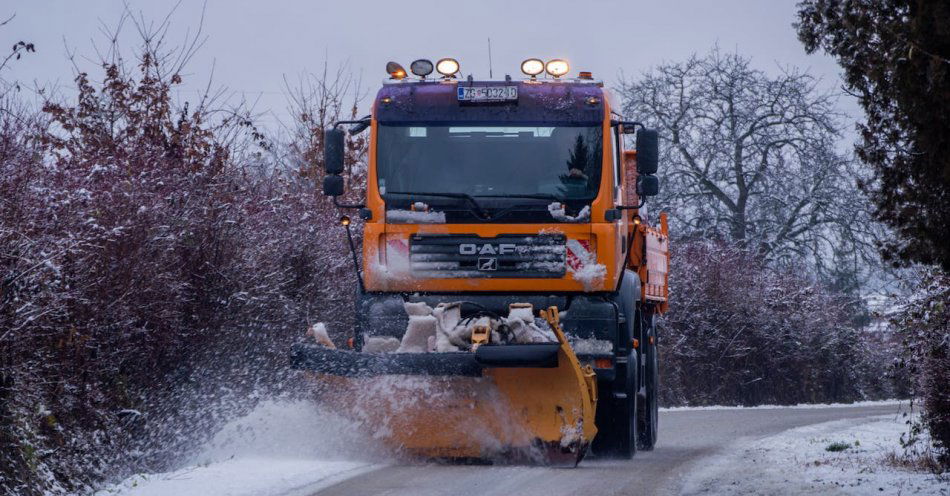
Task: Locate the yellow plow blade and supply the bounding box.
[291,308,598,465]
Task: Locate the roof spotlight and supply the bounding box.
[545,59,570,78]
[436,58,460,77]
[521,58,544,78]
[386,61,407,80]
[410,59,434,78]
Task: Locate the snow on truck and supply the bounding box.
[291,57,669,465]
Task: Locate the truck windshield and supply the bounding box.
[377,124,603,201]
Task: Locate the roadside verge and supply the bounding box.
[679,413,947,495]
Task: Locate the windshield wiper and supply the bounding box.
[472,194,596,221]
[384,191,487,218]
[475,193,599,205]
[473,193,564,202]
[470,194,565,222]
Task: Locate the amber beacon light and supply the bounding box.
[386,61,407,79]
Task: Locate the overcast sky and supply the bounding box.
[3,0,858,132]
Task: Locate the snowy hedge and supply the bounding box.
[891,271,950,466]
[658,241,897,407]
[0,43,361,494]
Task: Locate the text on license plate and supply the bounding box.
[457,86,518,102]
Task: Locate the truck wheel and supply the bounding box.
[592,382,614,455]
[591,352,638,458]
[637,338,659,450]
[616,361,639,458]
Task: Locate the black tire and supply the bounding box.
[592,354,638,458]
[637,312,659,450]
[637,340,659,450]
[617,359,639,458]
[591,382,614,455]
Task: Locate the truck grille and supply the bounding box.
[409,234,566,279]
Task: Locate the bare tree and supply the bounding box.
[619,48,878,277]
[281,61,368,184]
[0,14,36,97]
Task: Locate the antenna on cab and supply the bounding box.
[488,37,493,79]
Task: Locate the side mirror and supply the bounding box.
[323,174,345,197]
[637,175,659,197]
[636,128,659,175]
[324,128,345,174]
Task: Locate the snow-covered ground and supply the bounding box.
[661,399,904,412]
[95,458,376,496]
[94,400,387,496]
[94,400,946,496]
[681,414,948,495]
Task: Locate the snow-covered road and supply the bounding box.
[95,401,389,496]
[98,401,943,496]
[313,402,924,496]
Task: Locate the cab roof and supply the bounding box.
[375,80,607,125]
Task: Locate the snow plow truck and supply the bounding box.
[291,57,669,466]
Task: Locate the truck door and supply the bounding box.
[612,125,628,277]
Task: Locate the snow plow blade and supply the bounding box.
[290,343,560,376]
[291,308,598,465]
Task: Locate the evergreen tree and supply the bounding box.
[797,0,950,270]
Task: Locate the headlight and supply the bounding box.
[436,58,460,77]
[410,59,433,78]
[521,58,544,77]
[545,59,569,78]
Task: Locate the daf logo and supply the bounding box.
[459,243,516,255]
[477,257,498,271]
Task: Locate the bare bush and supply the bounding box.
[0,19,364,494]
[282,61,368,184]
[659,241,895,407]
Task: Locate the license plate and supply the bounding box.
[458,86,518,102]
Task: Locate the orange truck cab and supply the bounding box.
[320,59,670,457]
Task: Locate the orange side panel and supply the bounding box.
[641,213,670,312]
